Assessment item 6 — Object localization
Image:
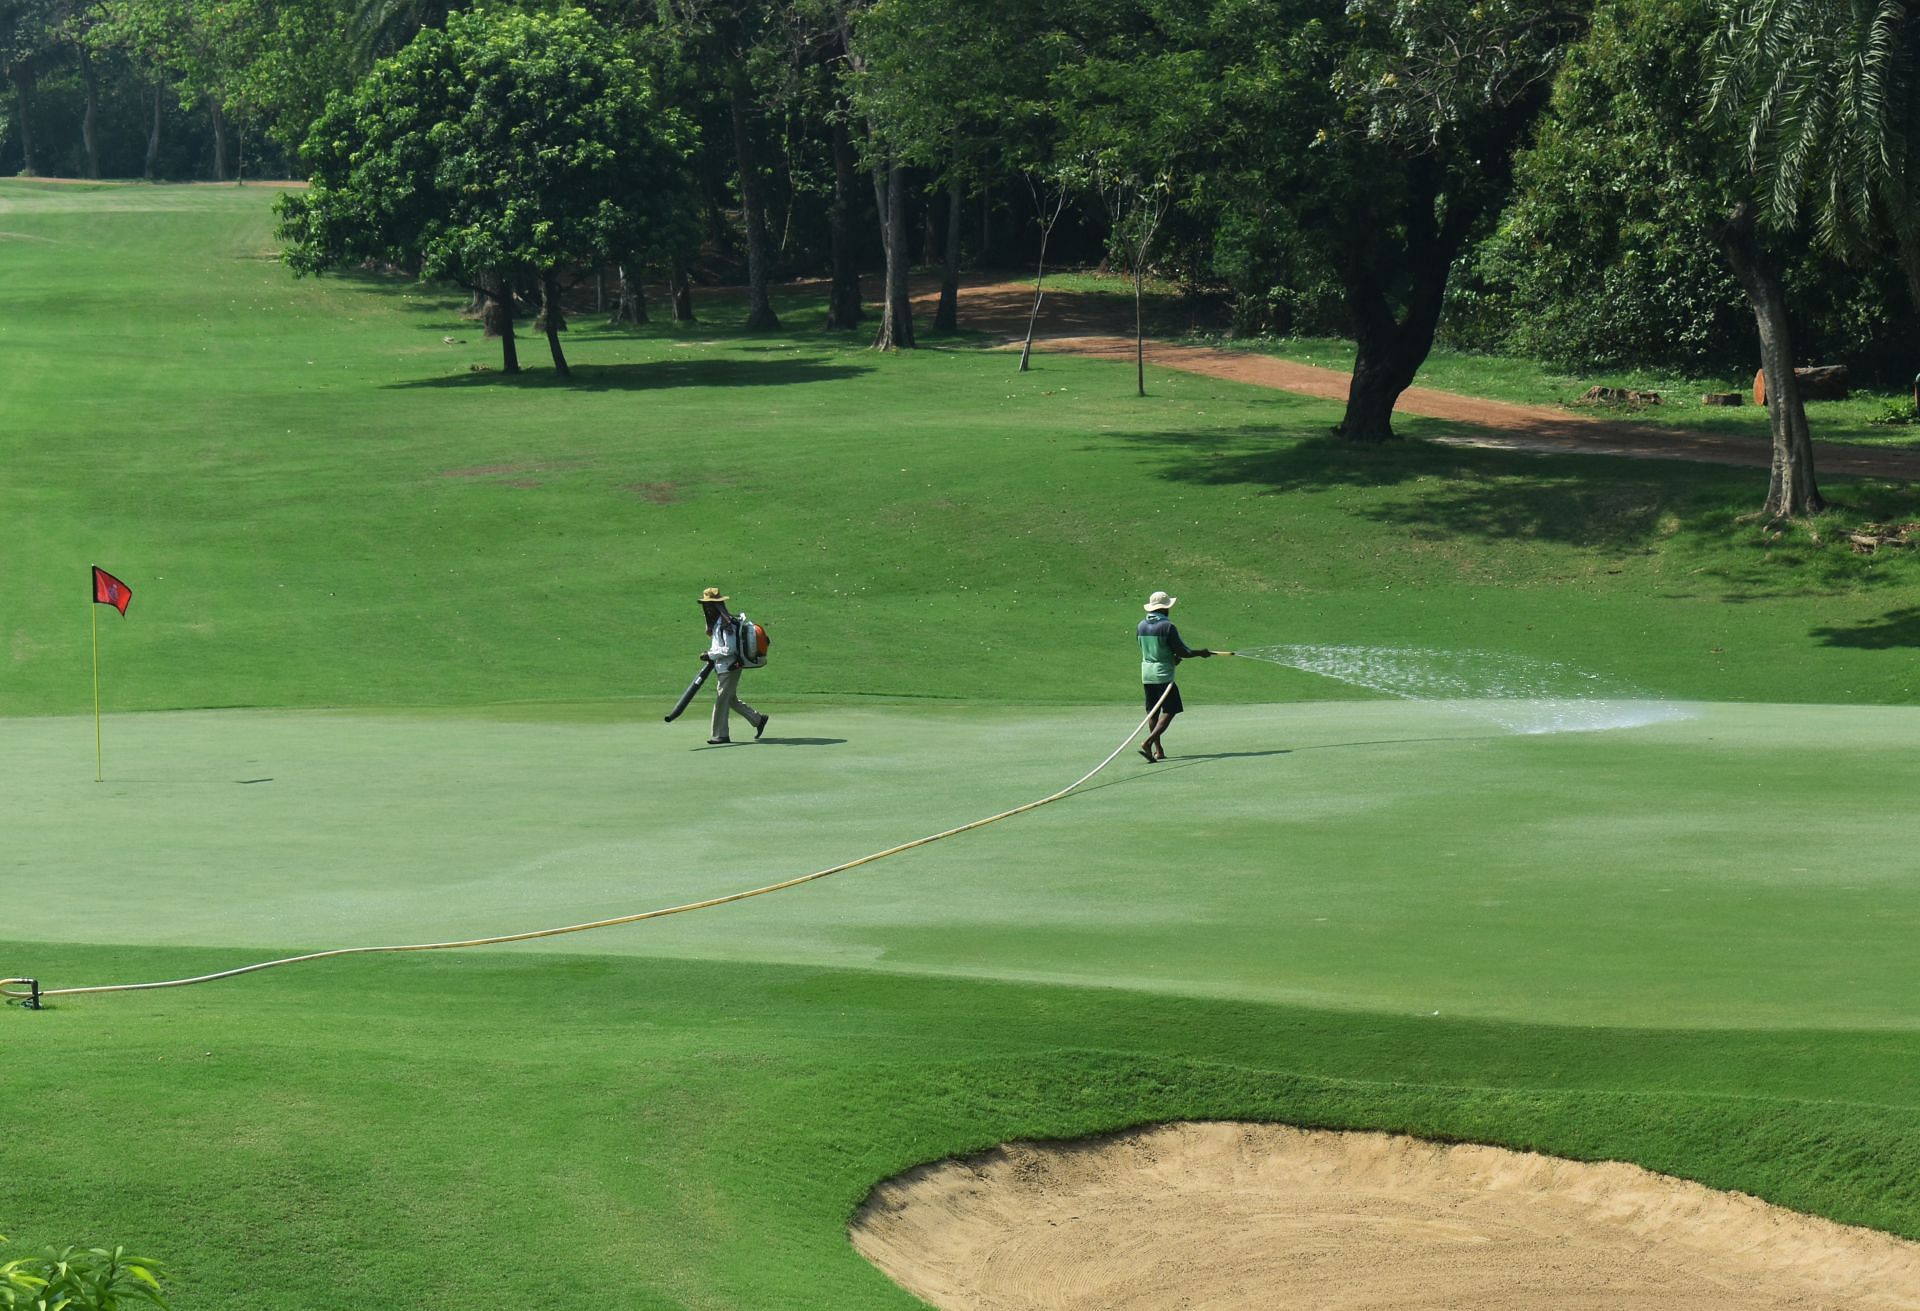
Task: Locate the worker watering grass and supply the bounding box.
[1136,591,1230,762]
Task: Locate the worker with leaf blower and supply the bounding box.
[667,586,770,745]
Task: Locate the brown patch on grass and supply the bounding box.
[622,481,682,504]
[441,464,525,479]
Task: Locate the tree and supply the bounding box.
[1055,41,1206,393]
[1,0,59,173]
[1503,0,1822,516]
[279,8,696,376]
[93,0,267,180]
[662,0,784,331]
[1316,0,1583,440]
[852,0,1085,349]
[1711,0,1920,312]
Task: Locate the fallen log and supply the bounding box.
[1753,364,1849,406]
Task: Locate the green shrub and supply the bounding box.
[0,1239,170,1311]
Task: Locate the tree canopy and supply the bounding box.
[278,6,696,375]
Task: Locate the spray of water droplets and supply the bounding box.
[1232,644,1690,735]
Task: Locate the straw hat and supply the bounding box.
[1143,590,1177,612]
[699,586,729,603]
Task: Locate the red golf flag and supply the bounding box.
[92,565,132,615]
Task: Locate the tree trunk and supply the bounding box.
[540,271,569,376]
[1333,170,1462,442]
[873,160,915,350]
[935,174,962,332]
[980,184,993,263]
[1719,200,1823,517]
[1134,265,1146,397]
[144,83,163,181]
[12,69,38,176]
[78,49,100,179]
[825,116,864,330]
[728,88,779,331]
[1018,184,1067,372]
[672,262,695,322]
[1338,343,1413,442]
[610,264,647,325]
[495,276,520,375]
[209,97,228,182]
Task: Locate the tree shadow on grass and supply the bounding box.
[382,355,872,392]
[1811,607,1920,648]
[1120,426,1732,551]
[315,268,470,316]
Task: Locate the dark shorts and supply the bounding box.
[1144,682,1183,716]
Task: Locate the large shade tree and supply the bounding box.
[1292,0,1582,440]
[278,7,696,376]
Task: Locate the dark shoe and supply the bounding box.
[1138,745,1156,762]
[707,737,731,745]
[753,714,770,740]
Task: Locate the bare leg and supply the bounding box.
[1141,711,1172,761]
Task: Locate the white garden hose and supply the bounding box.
[4,687,1178,1004]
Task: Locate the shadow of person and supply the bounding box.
[1162,748,1294,761]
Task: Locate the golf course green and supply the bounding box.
[5,180,1920,1308]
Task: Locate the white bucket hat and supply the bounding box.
[1143,590,1177,612]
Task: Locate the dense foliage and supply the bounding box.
[277,7,695,374]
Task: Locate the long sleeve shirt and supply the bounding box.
[707,613,741,672]
[1138,613,1205,683]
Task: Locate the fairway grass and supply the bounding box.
[7,180,1920,1308]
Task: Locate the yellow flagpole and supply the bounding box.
[93,600,103,782]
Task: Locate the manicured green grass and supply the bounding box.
[7,181,1920,1309]
[4,182,1920,717]
[8,945,1920,1310]
[9,700,1920,1030]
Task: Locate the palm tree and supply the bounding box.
[1711,0,1920,310]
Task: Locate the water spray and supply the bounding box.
[1230,644,1687,735]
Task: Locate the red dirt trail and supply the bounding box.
[928,278,1920,482]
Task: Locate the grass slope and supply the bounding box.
[6,947,1920,1309]
[5,182,1920,1308]
[4,183,1920,715]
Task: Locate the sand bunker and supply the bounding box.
[851,1122,1920,1309]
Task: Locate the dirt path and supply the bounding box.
[852,1122,1920,1310]
[932,278,1920,481]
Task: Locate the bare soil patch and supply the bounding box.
[851,1122,1920,1310]
[926,277,1920,481]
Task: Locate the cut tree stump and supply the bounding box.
[1702,392,1743,406]
[1753,364,1849,406]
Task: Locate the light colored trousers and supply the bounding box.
[711,667,761,739]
